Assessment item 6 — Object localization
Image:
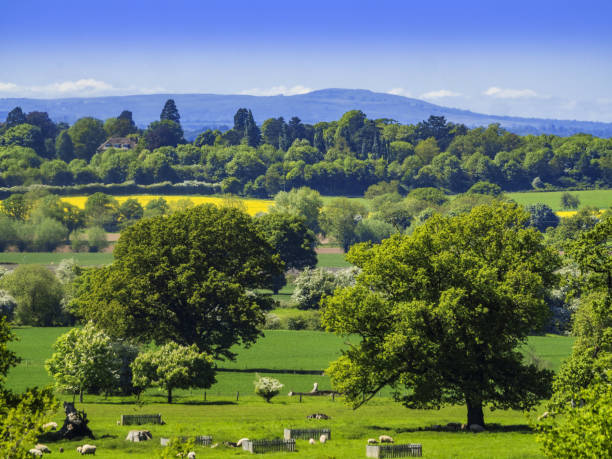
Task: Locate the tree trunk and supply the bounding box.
[79,388,83,403]
[167,387,172,404]
[466,398,484,427]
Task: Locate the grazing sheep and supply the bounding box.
[379,435,393,443]
[42,422,58,431]
[76,444,96,455]
[319,434,328,444]
[28,449,43,457]
[367,438,378,444]
[187,452,196,459]
[35,444,51,453]
[236,438,249,447]
[309,438,316,445]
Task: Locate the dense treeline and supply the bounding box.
[1,102,611,197]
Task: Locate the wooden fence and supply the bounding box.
[284,428,331,440]
[242,438,296,453]
[366,444,422,458]
[120,414,163,426]
[160,436,212,446]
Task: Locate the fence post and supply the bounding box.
[236,391,239,401]
[299,394,302,403]
[204,391,206,402]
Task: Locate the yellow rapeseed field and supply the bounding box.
[60,195,273,216]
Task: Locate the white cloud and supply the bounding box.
[238,85,313,96]
[388,88,412,97]
[483,86,538,99]
[420,89,462,99]
[0,82,18,92]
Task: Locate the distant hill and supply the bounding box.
[2,88,612,138]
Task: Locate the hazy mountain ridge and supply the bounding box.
[1,88,611,137]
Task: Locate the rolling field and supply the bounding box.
[507,189,612,211]
[59,195,273,216]
[6,327,574,395]
[0,252,113,266]
[5,327,574,458]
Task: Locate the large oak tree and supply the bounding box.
[323,202,558,427]
[74,205,283,361]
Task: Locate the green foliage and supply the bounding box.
[84,192,119,231]
[526,203,559,232]
[68,117,107,161]
[0,265,64,326]
[45,322,119,402]
[253,374,283,402]
[74,205,283,362]
[55,130,75,162]
[354,218,397,244]
[160,99,181,125]
[270,186,323,234]
[131,342,215,403]
[323,202,558,426]
[158,437,197,459]
[292,267,356,310]
[143,120,184,150]
[407,187,448,205]
[1,193,31,221]
[320,198,368,251]
[143,197,170,218]
[467,181,502,196]
[560,192,580,210]
[536,373,612,459]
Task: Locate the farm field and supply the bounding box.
[5,327,574,458]
[6,327,574,394]
[506,189,612,211]
[0,251,114,266]
[32,398,550,458]
[59,195,274,216]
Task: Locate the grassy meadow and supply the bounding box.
[6,327,574,458]
[0,251,114,266]
[506,189,612,211]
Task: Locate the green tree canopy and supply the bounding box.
[131,341,214,403]
[270,187,323,234]
[45,322,120,402]
[322,202,558,427]
[0,265,64,326]
[73,205,283,361]
[68,117,107,161]
[160,99,181,125]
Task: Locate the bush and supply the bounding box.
[254,374,283,402]
[31,217,68,251]
[69,229,89,252]
[86,226,108,252]
[292,267,357,310]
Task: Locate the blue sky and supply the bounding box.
[1,0,611,121]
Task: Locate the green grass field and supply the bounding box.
[316,252,351,268]
[5,327,574,458]
[506,189,612,211]
[0,252,114,266]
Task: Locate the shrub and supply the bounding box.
[86,226,108,252]
[254,374,283,402]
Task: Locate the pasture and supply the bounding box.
[506,189,612,211]
[0,252,113,266]
[6,327,574,458]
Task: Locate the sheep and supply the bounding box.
[379,435,393,443]
[187,452,196,459]
[28,449,43,457]
[236,438,249,447]
[309,438,316,445]
[367,438,378,445]
[35,444,51,453]
[76,444,96,455]
[42,422,58,431]
[319,434,328,444]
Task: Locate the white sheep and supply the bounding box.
[76,444,96,455]
[319,434,328,444]
[28,449,43,457]
[35,444,51,453]
[187,452,196,459]
[42,422,58,431]
[367,438,378,444]
[379,435,393,443]
[309,438,316,445]
[236,438,249,447]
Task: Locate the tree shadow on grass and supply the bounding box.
[366,423,533,434]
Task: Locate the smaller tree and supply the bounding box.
[131,342,215,403]
[160,99,181,124]
[292,267,356,310]
[320,198,368,252]
[253,374,283,403]
[45,322,119,402]
[526,204,560,233]
[0,265,64,326]
[560,192,580,210]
